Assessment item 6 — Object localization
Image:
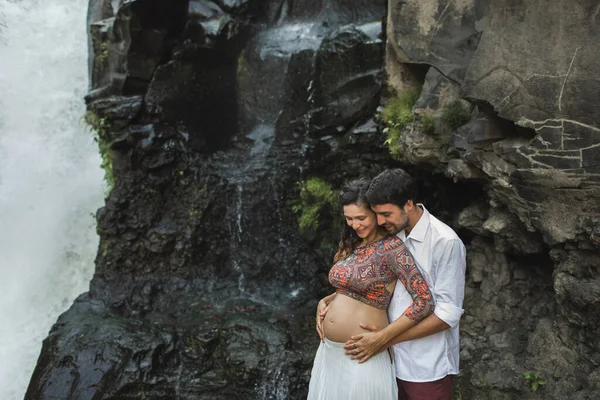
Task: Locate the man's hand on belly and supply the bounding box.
[343,323,386,363]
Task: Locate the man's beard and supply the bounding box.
[386,216,409,235]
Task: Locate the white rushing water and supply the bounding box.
[0,1,105,399]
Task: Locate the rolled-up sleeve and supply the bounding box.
[433,238,466,328]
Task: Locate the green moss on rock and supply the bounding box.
[441,100,470,131]
[420,113,436,135]
[97,42,109,63]
[381,87,421,159]
[84,110,115,190]
[291,178,339,232]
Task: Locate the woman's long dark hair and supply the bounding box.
[333,179,387,263]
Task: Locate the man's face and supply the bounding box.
[371,203,409,234]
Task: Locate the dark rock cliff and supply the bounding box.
[27,1,393,399]
[26,0,600,399]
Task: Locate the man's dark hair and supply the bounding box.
[366,168,418,208]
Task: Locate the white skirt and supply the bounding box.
[307,338,398,400]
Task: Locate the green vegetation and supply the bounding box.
[452,379,463,400]
[380,87,420,159]
[420,113,437,134]
[441,100,470,131]
[101,241,110,258]
[188,206,199,219]
[97,42,109,63]
[84,111,115,190]
[291,178,339,232]
[524,371,546,392]
[237,53,246,76]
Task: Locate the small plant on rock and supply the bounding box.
[420,113,436,134]
[95,42,109,63]
[524,371,546,392]
[381,87,420,158]
[84,111,115,190]
[291,178,339,232]
[441,100,470,131]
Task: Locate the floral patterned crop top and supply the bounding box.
[329,235,433,323]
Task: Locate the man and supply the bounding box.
[319,168,466,399]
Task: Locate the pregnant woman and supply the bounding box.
[307,179,434,400]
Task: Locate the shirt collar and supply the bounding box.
[397,203,429,243]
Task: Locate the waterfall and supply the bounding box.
[0,1,104,399]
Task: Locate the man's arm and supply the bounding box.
[346,238,466,360]
[349,314,449,359]
[384,313,449,345]
[428,238,466,330]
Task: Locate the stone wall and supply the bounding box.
[386,1,600,398]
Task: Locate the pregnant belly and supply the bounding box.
[324,294,389,343]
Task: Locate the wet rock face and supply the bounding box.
[83,0,387,312]
[285,0,384,26]
[27,295,316,400]
[28,1,389,399]
[387,0,600,398]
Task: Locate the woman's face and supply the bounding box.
[343,203,378,239]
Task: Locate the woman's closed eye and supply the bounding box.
[345,217,366,221]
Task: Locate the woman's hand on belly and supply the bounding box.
[315,294,334,343]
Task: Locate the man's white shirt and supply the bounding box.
[388,204,466,382]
